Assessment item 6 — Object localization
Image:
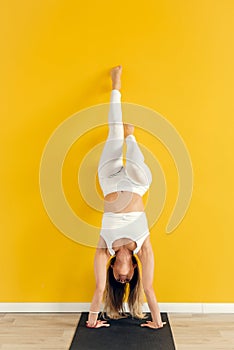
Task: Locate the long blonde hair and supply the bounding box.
[102,255,146,319]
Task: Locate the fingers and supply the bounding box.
[87,319,166,329]
[97,323,110,328]
[96,320,109,325]
[140,322,151,327]
[86,320,110,328]
[140,320,151,327]
[140,321,167,329]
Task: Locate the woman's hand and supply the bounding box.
[86,320,110,328]
[140,320,167,329]
[86,312,110,328]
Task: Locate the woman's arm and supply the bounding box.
[137,236,166,329]
[87,237,110,328]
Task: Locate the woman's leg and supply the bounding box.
[98,89,124,179]
[125,134,152,186]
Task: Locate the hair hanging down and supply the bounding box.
[102,255,146,320]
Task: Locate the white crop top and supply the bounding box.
[100,211,150,256]
[99,166,150,197]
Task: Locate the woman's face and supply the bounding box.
[112,260,136,283]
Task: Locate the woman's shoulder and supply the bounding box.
[136,235,151,257]
[97,235,107,248]
[97,236,111,258]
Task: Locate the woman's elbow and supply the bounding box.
[143,285,154,295]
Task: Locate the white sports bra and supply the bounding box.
[100,211,150,256]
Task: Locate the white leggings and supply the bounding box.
[97,89,152,187]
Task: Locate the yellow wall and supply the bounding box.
[1,0,234,303]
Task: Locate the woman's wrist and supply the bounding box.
[87,311,99,328]
[151,311,163,324]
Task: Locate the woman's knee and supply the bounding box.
[108,123,124,139]
[126,162,152,186]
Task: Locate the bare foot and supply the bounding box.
[124,123,134,138]
[110,65,122,90]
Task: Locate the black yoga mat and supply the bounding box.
[69,312,176,350]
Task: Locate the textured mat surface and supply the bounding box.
[69,312,176,350]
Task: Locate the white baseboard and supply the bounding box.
[0,303,234,313]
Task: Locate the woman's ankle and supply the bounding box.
[112,84,121,91]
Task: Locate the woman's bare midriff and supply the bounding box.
[104,191,144,213]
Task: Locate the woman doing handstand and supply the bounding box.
[86,65,166,330]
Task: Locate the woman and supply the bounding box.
[86,65,166,330]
